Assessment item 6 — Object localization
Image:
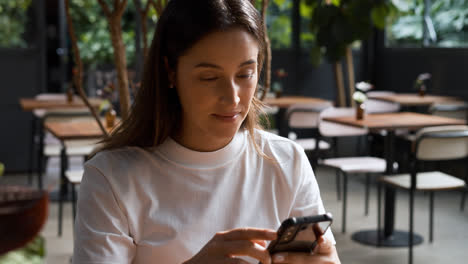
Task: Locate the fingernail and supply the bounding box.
[273,253,286,262]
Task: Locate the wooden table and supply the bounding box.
[44,119,116,236]
[19,96,102,189]
[45,119,115,141]
[19,97,102,111]
[323,112,466,247]
[368,93,460,107]
[263,96,331,137]
[263,96,331,108]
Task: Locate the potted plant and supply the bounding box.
[271,68,288,98]
[306,0,394,106]
[414,73,431,97]
[354,81,373,119]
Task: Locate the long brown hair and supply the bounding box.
[99,0,267,153]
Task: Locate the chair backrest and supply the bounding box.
[429,102,468,121]
[318,107,368,137]
[366,90,395,97]
[415,125,468,161]
[364,99,400,114]
[287,102,332,129]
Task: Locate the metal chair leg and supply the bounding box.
[429,192,434,243]
[462,189,466,212]
[377,180,382,247]
[365,174,370,216]
[342,171,348,233]
[336,170,341,201]
[72,183,76,222]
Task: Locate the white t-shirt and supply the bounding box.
[73,129,335,264]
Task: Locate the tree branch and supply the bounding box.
[64,0,109,137]
[117,0,128,16]
[154,0,164,16]
[97,0,112,17]
[259,0,271,101]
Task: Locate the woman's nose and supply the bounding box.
[219,79,240,106]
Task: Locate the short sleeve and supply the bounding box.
[72,163,136,264]
[289,150,336,244]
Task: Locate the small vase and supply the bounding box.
[356,103,365,120]
[105,108,116,128]
[418,85,426,97]
[275,90,282,98]
[66,86,74,103]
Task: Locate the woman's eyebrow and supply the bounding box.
[194,59,257,69]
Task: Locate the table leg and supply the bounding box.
[37,118,44,190]
[276,108,288,138]
[351,130,424,247]
[28,116,37,186]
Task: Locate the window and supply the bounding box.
[0,0,33,49]
[387,0,468,47]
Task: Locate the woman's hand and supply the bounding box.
[271,237,341,264]
[183,228,277,264]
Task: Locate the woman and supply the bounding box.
[73,0,340,263]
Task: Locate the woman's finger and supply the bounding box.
[225,258,251,264]
[314,236,333,254]
[226,240,272,264]
[220,228,277,241]
[252,240,268,248]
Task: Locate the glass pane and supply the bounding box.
[431,0,468,47]
[386,0,424,47]
[266,0,292,49]
[0,0,33,49]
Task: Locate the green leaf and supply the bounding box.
[331,0,341,7]
[273,0,286,8]
[371,4,389,29]
[0,162,4,177]
[310,45,322,67]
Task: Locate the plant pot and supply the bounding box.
[106,108,116,128]
[66,86,74,103]
[356,103,365,120]
[418,85,426,97]
[275,90,282,98]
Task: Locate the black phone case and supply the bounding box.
[267,213,333,255]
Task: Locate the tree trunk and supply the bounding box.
[64,0,108,137]
[345,46,355,107]
[333,62,346,107]
[109,16,131,120]
[259,0,271,101]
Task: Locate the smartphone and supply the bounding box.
[267,213,333,255]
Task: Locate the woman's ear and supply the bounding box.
[164,57,176,88]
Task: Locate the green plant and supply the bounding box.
[0,0,32,48]
[0,162,4,177]
[388,0,468,47]
[303,0,393,106]
[0,236,45,264]
[70,0,147,67]
[306,0,393,64]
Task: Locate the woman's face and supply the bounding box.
[172,28,259,151]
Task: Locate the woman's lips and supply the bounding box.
[212,113,240,122]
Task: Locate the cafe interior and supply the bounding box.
[1,0,467,263]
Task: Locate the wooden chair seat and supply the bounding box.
[381,171,465,191]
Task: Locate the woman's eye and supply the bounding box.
[237,73,254,79]
[200,76,218,81]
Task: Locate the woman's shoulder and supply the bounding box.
[253,129,305,164]
[86,146,153,175]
